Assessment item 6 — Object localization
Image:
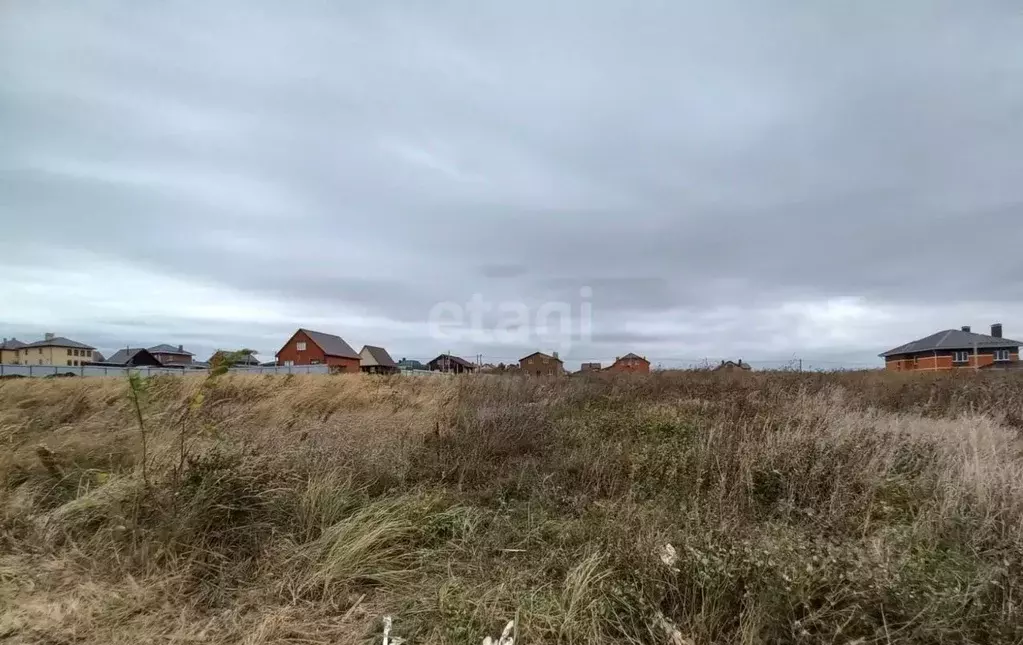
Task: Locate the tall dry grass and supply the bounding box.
[1,370,1022,643]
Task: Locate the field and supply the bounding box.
[1,370,1022,644]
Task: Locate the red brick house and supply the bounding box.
[605,353,650,373]
[881,323,1021,372]
[276,328,361,373]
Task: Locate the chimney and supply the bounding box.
[992,323,1003,338]
[178,344,184,352]
[961,326,971,333]
[44,332,54,341]
[552,351,558,360]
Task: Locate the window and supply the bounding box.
[953,351,970,364]
[67,349,73,356]
[73,349,79,356]
[73,360,79,366]
[995,349,1011,362]
[296,341,307,351]
[284,360,294,367]
[38,348,42,354]
[67,360,72,366]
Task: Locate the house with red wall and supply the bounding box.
[276,328,361,373]
[880,323,1021,371]
[605,353,651,373]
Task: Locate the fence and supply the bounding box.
[0,363,445,379]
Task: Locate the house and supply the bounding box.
[714,359,752,372]
[426,354,477,374]
[519,351,563,376]
[397,358,425,371]
[880,324,1021,371]
[19,333,96,367]
[148,344,194,366]
[101,348,164,367]
[580,362,602,372]
[276,329,361,373]
[359,345,399,375]
[92,351,106,363]
[0,338,27,364]
[605,353,651,373]
[209,350,261,368]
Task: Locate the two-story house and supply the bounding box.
[519,351,563,376]
[276,328,361,372]
[0,338,27,364]
[19,333,96,367]
[148,344,194,366]
[881,324,1021,371]
[605,353,651,373]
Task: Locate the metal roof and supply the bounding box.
[147,343,194,356]
[24,336,95,350]
[0,338,27,350]
[429,353,477,369]
[359,345,397,368]
[105,348,150,365]
[880,329,1023,357]
[520,351,563,363]
[301,329,360,359]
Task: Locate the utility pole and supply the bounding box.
[799,358,802,372]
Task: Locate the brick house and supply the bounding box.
[579,362,602,373]
[880,324,1021,371]
[276,329,361,372]
[148,344,194,366]
[519,351,563,376]
[605,353,650,373]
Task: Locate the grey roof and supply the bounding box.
[359,345,397,368]
[880,329,1023,357]
[104,348,148,365]
[429,353,477,369]
[147,343,194,356]
[0,338,27,350]
[301,329,360,359]
[24,336,95,350]
[92,351,106,363]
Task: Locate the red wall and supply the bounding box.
[607,357,650,373]
[277,330,360,373]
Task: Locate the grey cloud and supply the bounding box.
[3,1,1023,367]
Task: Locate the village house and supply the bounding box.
[209,350,260,368]
[0,338,27,364]
[101,348,163,367]
[427,354,477,374]
[605,353,651,373]
[148,344,194,366]
[276,329,361,372]
[714,359,752,372]
[880,324,1021,371]
[359,345,399,375]
[16,333,96,367]
[519,351,563,376]
[579,362,602,372]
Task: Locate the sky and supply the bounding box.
[2,1,1023,369]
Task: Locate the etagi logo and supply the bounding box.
[427,287,593,353]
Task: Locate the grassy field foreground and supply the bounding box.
[1,371,1022,644]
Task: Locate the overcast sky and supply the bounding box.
[2,1,1023,369]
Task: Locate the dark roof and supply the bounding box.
[616,353,648,362]
[397,358,425,369]
[880,329,1023,357]
[520,351,563,363]
[92,351,106,363]
[714,360,752,371]
[105,348,155,365]
[24,336,94,350]
[1,338,27,350]
[360,345,397,368]
[299,329,359,359]
[428,353,477,369]
[147,343,194,356]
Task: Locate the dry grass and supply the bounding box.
[2,370,1023,644]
